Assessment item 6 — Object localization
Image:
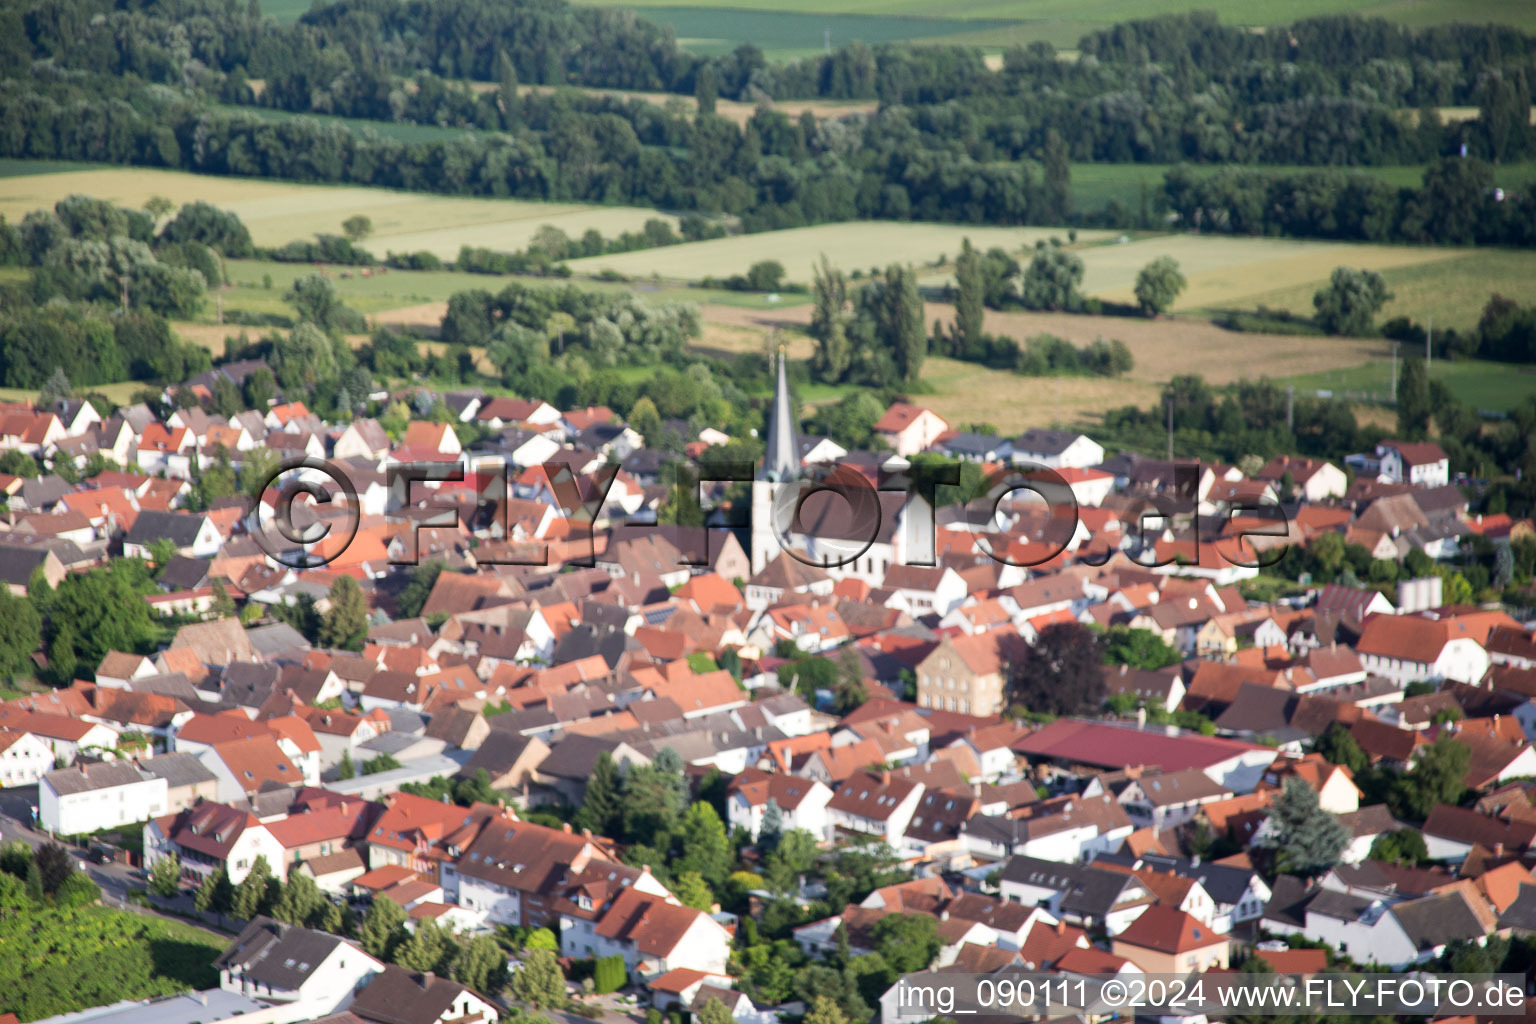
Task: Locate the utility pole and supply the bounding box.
[1391,342,1399,403]
[1426,315,1432,369]
[1286,384,1294,432]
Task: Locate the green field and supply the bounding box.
[576,0,1536,52]
[0,165,678,261]
[600,6,1026,56]
[1280,357,1536,413]
[1232,249,1536,333]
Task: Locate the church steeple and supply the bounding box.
[761,346,799,482]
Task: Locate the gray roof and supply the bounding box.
[1393,891,1489,950]
[43,761,153,796]
[125,509,207,548]
[1013,428,1083,456]
[140,752,219,789]
[0,542,56,586]
[245,622,312,659]
[20,475,73,510]
[215,916,346,990]
[1306,888,1377,923]
[1499,884,1536,932]
[351,965,482,1024]
[761,348,798,483]
[459,730,540,778]
[1000,855,1146,919]
[1091,851,1260,907]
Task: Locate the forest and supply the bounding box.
[1,0,1534,239]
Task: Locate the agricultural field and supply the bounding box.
[571,0,1536,53]
[1078,234,1463,311]
[697,299,1390,430]
[0,166,677,261]
[1231,248,1536,333]
[1280,358,1536,416]
[564,222,1112,283]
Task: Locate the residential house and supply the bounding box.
[915,629,1027,716]
[727,769,833,842]
[350,966,499,1024]
[217,916,385,1013]
[40,761,169,835]
[146,800,285,884]
[873,404,949,456]
[1110,905,1229,974]
[1011,429,1105,471]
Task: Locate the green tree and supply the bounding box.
[34,844,71,895]
[144,196,175,224]
[673,801,731,889]
[1369,828,1428,866]
[765,829,818,894]
[338,749,356,780]
[396,560,445,619]
[286,274,364,335]
[1101,625,1180,670]
[272,870,326,927]
[884,264,926,383]
[1314,722,1368,775]
[24,858,44,902]
[0,589,41,680]
[341,216,373,243]
[951,238,984,355]
[498,50,520,130]
[39,367,72,409]
[695,64,718,117]
[696,998,735,1024]
[47,569,154,666]
[672,869,714,910]
[231,856,274,919]
[1391,734,1470,821]
[243,368,275,410]
[591,954,626,994]
[359,895,409,959]
[1260,777,1348,877]
[1019,243,1084,312]
[1133,256,1186,317]
[363,753,403,775]
[805,994,851,1024]
[575,751,621,836]
[54,871,100,907]
[1396,356,1431,440]
[870,913,940,974]
[1313,267,1392,336]
[454,934,509,995]
[394,918,450,972]
[149,853,182,898]
[319,575,369,651]
[523,927,558,951]
[1041,129,1071,222]
[810,254,851,382]
[509,948,566,1010]
[194,867,233,917]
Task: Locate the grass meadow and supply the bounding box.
[0,166,677,261]
[1280,358,1536,414]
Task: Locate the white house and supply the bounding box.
[1355,614,1491,686]
[40,761,169,835]
[217,916,385,1014]
[588,888,733,978]
[145,800,286,884]
[1011,429,1105,470]
[0,729,55,788]
[727,771,833,842]
[873,403,949,457]
[826,772,925,844]
[1376,441,1450,488]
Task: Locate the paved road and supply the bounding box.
[0,795,152,910]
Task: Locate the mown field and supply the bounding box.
[1230,248,1536,333]
[564,222,1111,283]
[0,166,677,261]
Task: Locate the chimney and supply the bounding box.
[563,822,572,833]
[880,770,891,785]
[1495,842,1504,858]
[1119,664,1128,676]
